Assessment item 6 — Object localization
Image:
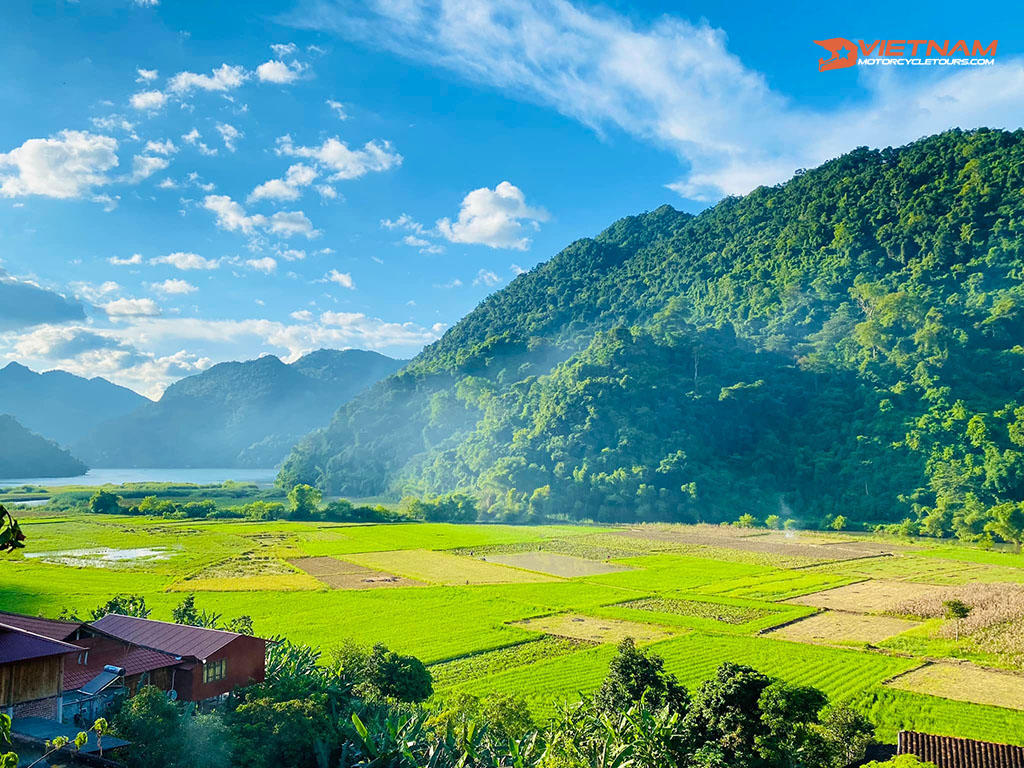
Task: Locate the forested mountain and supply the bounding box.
[79,349,405,468]
[0,414,87,478]
[280,129,1024,534]
[0,362,147,448]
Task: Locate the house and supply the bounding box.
[897,730,1024,767]
[0,620,82,722]
[90,614,267,701]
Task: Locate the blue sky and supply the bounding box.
[0,0,1020,397]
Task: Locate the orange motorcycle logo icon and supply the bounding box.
[815,38,858,71]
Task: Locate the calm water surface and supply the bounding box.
[0,467,278,488]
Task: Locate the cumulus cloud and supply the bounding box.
[149,278,197,295]
[473,268,502,287]
[103,297,162,317]
[216,122,243,152]
[151,252,220,270]
[110,253,143,266]
[257,59,305,84]
[278,248,306,261]
[168,64,247,95]
[248,163,318,202]
[181,128,217,157]
[0,130,119,200]
[130,90,167,111]
[203,194,319,239]
[271,43,298,57]
[130,154,170,181]
[136,68,159,82]
[290,309,313,321]
[436,181,547,250]
[145,139,177,155]
[91,115,137,137]
[292,0,1024,201]
[0,272,86,330]
[246,257,277,274]
[276,134,402,180]
[325,269,355,289]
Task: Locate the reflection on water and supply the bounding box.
[0,467,278,488]
[24,546,172,567]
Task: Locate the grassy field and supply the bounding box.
[5,513,1024,746]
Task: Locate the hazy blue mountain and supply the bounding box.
[0,414,88,479]
[78,349,405,468]
[0,362,148,448]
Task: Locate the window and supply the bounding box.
[203,659,226,683]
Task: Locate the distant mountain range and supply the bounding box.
[0,414,87,479]
[75,349,406,468]
[0,361,147,449]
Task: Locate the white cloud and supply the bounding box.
[436,181,547,250]
[110,253,143,266]
[132,0,159,6]
[298,0,1024,201]
[91,115,137,137]
[103,297,161,317]
[151,252,220,270]
[70,280,121,302]
[290,309,313,321]
[0,130,119,200]
[136,68,159,82]
[279,249,306,261]
[246,257,277,274]
[510,263,526,275]
[130,90,167,111]
[272,42,297,56]
[149,278,197,295]
[473,269,502,287]
[181,128,218,156]
[203,194,319,239]
[216,122,243,152]
[145,139,177,155]
[257,60,305,84]
[168,64,247,95]
[325,269,355,289]
[276,134,402,180]
[248,163,318,202]
[316,184,338,201]
[130,154,169,181]
[381,213,427,234]
[326,99,348,119]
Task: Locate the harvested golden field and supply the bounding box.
[288,556,422,589]
[342,549,560,585]
[788,580,940,613]
[512,613,679,644]
[887,663,1024,711]
[768,611,920,646]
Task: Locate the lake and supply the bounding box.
[0,467,279,488]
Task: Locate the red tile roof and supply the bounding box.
[0,623,83,664]
[90,614,245,661]
[62,635,181,691]
[899,730,1024,768]
[0,610,81,641]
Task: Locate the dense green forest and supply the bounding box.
[0,414,87,479]
[79,349,404,468]
[280,129,1024,538]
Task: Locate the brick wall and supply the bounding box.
[13,696,58,720]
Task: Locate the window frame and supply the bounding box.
[203,658,226,683]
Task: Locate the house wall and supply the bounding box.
[186,636,266,701]
[0,657,63,709]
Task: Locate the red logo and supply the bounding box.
[815,38,858,71]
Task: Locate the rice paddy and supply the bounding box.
[5,513,1024,745]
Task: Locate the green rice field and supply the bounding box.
[4,514,1024,746]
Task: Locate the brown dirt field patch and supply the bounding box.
[511,613,678,644]
[768,611,920,646]
[887,663,1024,711]
[288,556,422,590]
[614,528,890,563]
[787,580,941,613]
[483,552,632,578]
